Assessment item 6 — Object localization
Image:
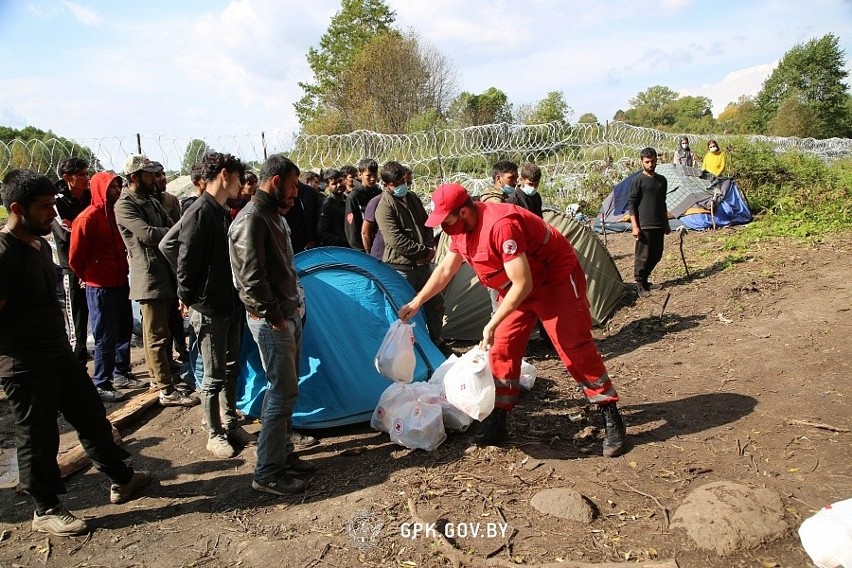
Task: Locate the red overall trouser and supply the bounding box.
[488,246,618,412]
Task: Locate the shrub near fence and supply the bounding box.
[2,122,851,214]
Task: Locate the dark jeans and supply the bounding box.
[1,350,133,511]
[87,285,132,389]
[63,273,89,364]
[168,298,187,356]
[189,309,241,436]
[634,228,666,287]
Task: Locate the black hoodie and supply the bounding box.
[51,179,91,273]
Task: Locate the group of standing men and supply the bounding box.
[0,153,325,538]
[0,147,657,538]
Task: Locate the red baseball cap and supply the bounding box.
[425,183,470,228]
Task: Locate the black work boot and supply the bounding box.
[601,403,627,457]
[474,409,508,446]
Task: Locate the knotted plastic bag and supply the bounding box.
[389,401,447,451]
[799,497,852,568]
[411,380,472,433]
[443,346,495,421]
[520,359,537,391]
[371,383,418,433]
[374,319,416,383]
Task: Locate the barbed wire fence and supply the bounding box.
[2,121,851,210]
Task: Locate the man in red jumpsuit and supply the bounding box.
[398,184,626,457]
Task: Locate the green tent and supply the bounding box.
[439,209,624,341]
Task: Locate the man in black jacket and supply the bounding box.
[178,152,247,459]
[344,158,380,251]
[52,157,91,365]
[229,154,315,495]
[283,182,320,253]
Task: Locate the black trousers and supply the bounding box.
[1,350,133,511]
[63,273,89,364]
[633,228,665,286]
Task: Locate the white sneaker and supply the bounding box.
[159,390,200,407]
[32,503,88,536]
[206,434,237,458]
[110,470,151,504]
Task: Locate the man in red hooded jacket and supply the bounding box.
[69,172,144,401]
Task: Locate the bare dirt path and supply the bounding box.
[1,229,850,567]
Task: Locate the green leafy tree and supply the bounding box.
[0,126,100,180]
[670,95,715,133]
[577,112,599,124]
[717,95,758,134]
[181,139,213,174]
[329,31,456,133]
[524,91,572,124]
[295,0,396,127]
[752,34,851,137]
[448,87,513,127]
[766,89,821,138]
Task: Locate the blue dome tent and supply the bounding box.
[594,164,752,233]
[235,247,446,428]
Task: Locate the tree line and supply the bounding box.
[296,1,851,139]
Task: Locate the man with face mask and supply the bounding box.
[375,161,444,343]
[0,170,150,537]
[398,183,626,458]
[69,172,140,402]
[479,160,518,203]
[114,155,199,408]
[507,162,544,218]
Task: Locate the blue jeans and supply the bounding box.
[86,285,132,389]
[247,315,300,479]
[180,325,204,392]
[189,309,241,436]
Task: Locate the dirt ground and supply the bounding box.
[1,228,850,568]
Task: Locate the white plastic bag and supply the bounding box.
[520,359,537,392]
[374,319,416,383]
[444,346,495,421]
[371,383,419,433]
[389,401,447,451]
[411,380,472,432]
[428,354,458,385]
[799,498,852,568]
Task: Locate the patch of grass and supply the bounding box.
[720,143,852,248]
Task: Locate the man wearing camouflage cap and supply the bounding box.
[114,155,198,407]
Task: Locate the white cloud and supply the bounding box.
[682,62,778,114]
[61,1,102,26]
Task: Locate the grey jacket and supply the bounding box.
[375,190,434,268]
[228,190,301,325]
[114,187,176,301]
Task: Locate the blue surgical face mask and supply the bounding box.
[502,184,514,195]
[392,184,408,198]
[521,184,537,196]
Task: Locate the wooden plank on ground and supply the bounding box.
[56,390,161,479]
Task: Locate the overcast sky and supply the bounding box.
[0,0,850,143]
